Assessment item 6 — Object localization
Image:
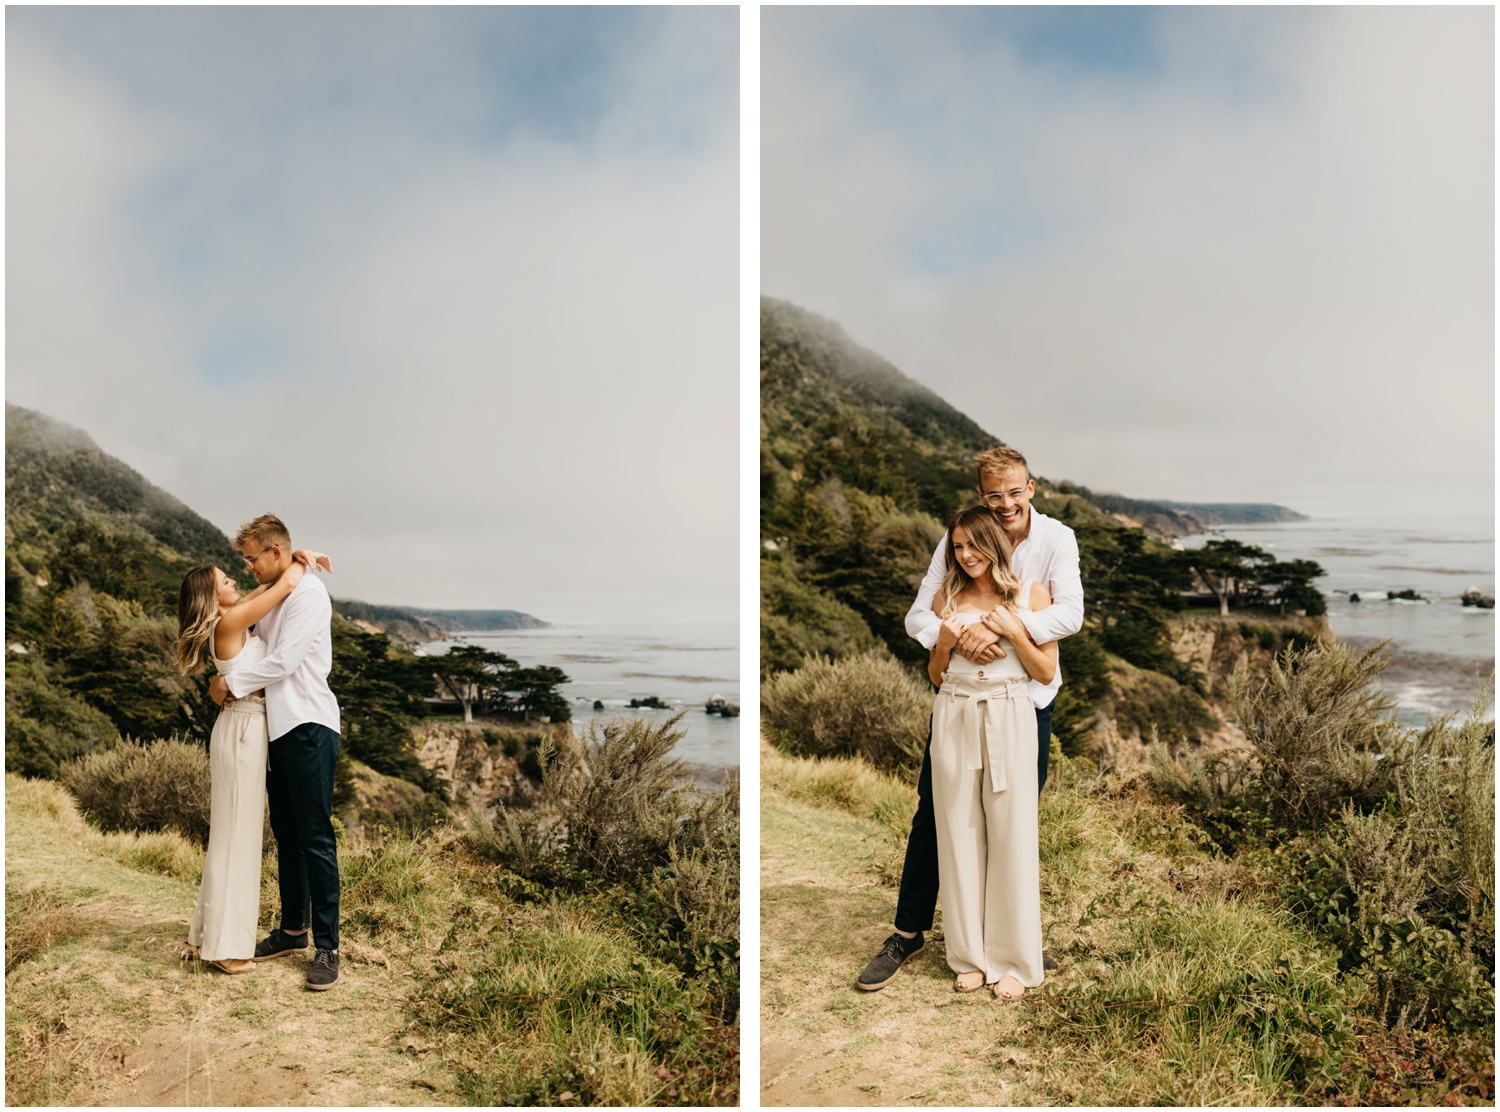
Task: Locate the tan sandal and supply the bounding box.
[208,958,255,975]
[953,971,984,993]
[993,975,1025,1001]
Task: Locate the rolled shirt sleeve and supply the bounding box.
[1017,530,1084,644]
[904,535,949,650]
[224,585,331,698]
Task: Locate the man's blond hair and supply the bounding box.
[974,446,1030,484]
[235,513,291,551]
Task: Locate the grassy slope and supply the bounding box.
[760,742,1356,1107]
[5,774,460,1106]
[7,772,731,1107]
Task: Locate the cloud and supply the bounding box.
[763,7,1493,514]
[7,7,738,620]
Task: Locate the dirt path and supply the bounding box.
[6,779,460,1106]
[760,784,1058,1107]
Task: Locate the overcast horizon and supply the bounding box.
[764,7,1494,519]
[7,6,738,623]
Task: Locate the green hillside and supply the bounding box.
[6,403,254,616]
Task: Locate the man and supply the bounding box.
[209,514,343,991]
[856,446,1084,990]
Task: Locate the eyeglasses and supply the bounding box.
[242,546,277,567]
[981,487,1029,507]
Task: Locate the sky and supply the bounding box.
[763,6,1495,517]
[7,6,738,622]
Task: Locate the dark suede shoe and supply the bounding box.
[254,928,309,961]
[856,932,925,991]
[1043,952,1059,972]
[306,948,339,991]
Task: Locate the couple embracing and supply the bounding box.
[859,446,1084,1001]
[175,514,343,991]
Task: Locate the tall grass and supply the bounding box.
[6,772,204,883]
[760,741,915,836]
[5,885,95,974]
[414,909,716,1105]
[1040,893,1355,1103]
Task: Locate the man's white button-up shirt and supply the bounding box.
[225,572,341,741]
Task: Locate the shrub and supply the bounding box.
[761,651,929,772]
[1152,643,1496,1047]
[1229,641,1412,830]
[1149,641,1410,834]
[466,719,741,1025]
[632,776,741,1024]
[58,737,210,844]
[485,715,693,885]
[1282,695,1495,1035]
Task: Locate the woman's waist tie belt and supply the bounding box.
[938,673,1030,793]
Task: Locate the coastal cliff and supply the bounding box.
[1080,613,1331,763]
[412,722,549,817]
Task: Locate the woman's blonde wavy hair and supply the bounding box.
[936,506,1023,618]
[177,565,221,675]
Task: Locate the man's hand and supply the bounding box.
[209,675,235,708]
[955,620,1007,661]
[968,642,1007,665]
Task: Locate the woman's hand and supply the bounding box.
[292,549,333,573]
[936,613,965,652]
[281,560,307,589]
[984,606,1027,644]
[930,614,965,686]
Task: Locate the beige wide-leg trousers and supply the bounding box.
[930,672,1043,988]
[188,695,268,961]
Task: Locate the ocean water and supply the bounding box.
[1177,513,1495,723]
[417,620,740,780]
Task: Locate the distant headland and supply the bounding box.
[1050,481,1307,538]
[331,599,548,646]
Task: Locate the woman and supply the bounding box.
[927,505,1056,1001]
[176,549,328,974]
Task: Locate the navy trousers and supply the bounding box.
[893,704,1053,935]
[266,722,341,950]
